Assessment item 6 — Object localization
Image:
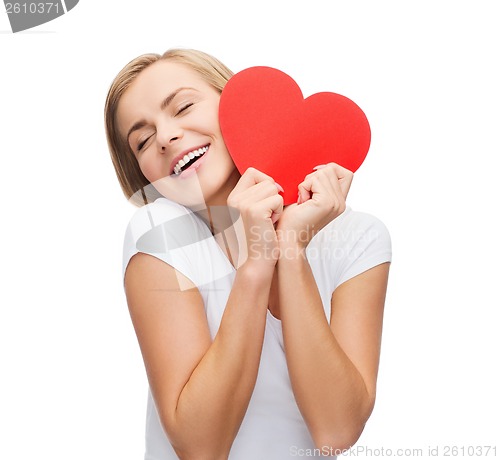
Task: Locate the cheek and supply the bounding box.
[139,156,165,182]
[220,145,236,169]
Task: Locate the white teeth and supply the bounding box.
[173,145,209,175]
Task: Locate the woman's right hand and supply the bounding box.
[227,167,284,269]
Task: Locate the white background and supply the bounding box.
[1,1,499,459]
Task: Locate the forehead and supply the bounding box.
[116,60,212,135]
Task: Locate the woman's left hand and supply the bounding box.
[276,163,353,250]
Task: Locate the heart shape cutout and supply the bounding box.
[219,66,371,205]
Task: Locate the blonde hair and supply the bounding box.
[104,48,233,206]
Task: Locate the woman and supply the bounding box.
[105,48,391,459]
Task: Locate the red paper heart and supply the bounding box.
[219,66,371,205]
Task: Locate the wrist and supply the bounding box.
[237,258,276,284]
[276,224,313,252]
[277,241,308,263]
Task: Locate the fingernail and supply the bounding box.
[275,182,284,193]
[297,192,302,204]
[313,164,327,170]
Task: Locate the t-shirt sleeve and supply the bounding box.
[334,211,392,289]
[122,198,215,289]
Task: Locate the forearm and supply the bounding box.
[278,247,373,449]
[170,262,273,458]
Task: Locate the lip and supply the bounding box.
[170,143,210,178]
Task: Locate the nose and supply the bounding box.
[156,121,183,151]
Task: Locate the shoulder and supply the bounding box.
[307,206,392,291]
[313,206,391,254]
[122,198,213,279]
[125,198,210,243]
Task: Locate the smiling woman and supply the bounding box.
[105,49,237,208]
[104,48,391,460]
[113,58,240,209]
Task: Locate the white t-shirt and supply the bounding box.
[122,198,392,460]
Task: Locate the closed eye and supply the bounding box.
[176,102,194,115]
[137,136,151,152]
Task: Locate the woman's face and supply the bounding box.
[117,60,240,209]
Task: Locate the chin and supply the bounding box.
[152,160,238,209]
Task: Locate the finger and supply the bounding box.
[326,163,353,198]
[263,194,285,224]
[237,179,282,208]
[312,163,352,200]
[320,164,344,199]
[313,171,343,211]
[299,167,335,203]
[231,167,279,195]
[244,193,284,224]
[297,176,313,204]
[318,165,349,215]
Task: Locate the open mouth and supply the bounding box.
[173,145,209,176]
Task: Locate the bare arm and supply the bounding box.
[278,253,390,450]
[126,254,273,459]
[275,163,390,450]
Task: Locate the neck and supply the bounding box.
[194,205,237,236]
[189,167,242,265]
[205,167,241,206]
[193,205,239,268]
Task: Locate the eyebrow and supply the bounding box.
[126,87,197,142]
